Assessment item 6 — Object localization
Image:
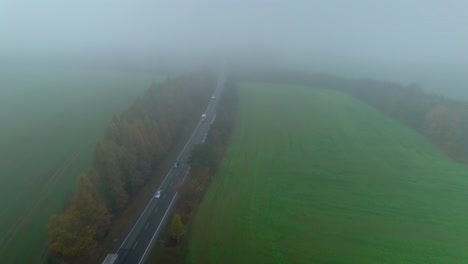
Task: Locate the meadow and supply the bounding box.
[188,82,468,263]
[0,66,152,263]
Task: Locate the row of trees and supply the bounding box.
[238,68,468,163]
[48,75,214,258]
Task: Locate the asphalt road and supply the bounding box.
[109,69,227,264]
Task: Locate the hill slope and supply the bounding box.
[188,82,468,263]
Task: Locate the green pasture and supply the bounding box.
[188,82,468,264]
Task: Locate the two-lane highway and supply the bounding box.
[106,68,228,264]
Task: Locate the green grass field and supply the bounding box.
[0,66,153,263]
[188,82,468,263]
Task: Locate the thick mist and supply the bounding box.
[2,0,468,98]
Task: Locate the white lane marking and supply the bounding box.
[182,170,189,183]
[118,196,154,250]
[162,73,224,188]
[154,206,159,214]
[144,223,149,230]
[138,193,179,264]
[161,111,204,188]
[211,114,217,125]
[133,241,139,250]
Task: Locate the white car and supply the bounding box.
[211,95,215,99]
[154,190,161,198]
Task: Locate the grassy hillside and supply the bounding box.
[0,67,153,263]
[188,82,468,263]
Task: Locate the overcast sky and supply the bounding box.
[1,0,468,63]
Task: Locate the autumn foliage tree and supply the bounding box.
[170,214,185,244]
[48,173,110,257]
[48,212,97,257]
[93,141,128,212]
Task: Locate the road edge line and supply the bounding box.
[138,192,179,264]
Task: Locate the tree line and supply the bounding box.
[48,75,214,259]
[237,68,468,163]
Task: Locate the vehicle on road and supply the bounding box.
[211,95,215,99]
[201,113,207,122]
[173,161,179,169]
[154,190,161,198]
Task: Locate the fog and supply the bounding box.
[2,0,468,98]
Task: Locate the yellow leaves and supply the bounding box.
[48,210,97,257]
[48,172,110,257]
[170,214,186,244]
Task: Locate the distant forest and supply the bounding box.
[48,75,213,258]
[239,69,468,163]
